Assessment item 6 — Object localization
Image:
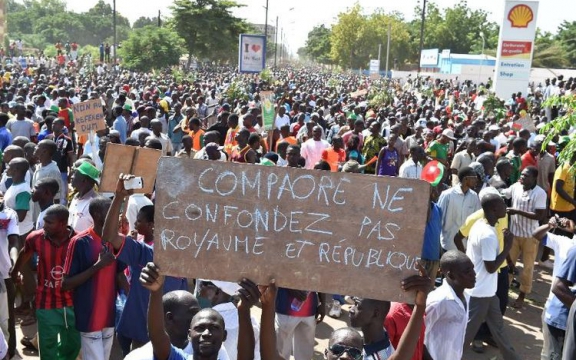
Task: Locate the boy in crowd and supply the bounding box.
[11,205,81,359]
[424,250,476,359]
[63,197,119,360]
[102,174,187,356]
[464,193,521,359]
[348,263,431,359]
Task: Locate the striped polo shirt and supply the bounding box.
[505,182,547,238]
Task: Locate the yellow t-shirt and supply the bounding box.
[551,163,575,212]
[459,209,508,270]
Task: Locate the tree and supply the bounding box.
[133,17,158,29]
[532,29,568,68]
[119,26,184,72]
[556,21,576,68]
[170,0,250,67]
[330,4,366,69]
[302,25,332,64]
[408,0,499,63]
[329,5,411,69]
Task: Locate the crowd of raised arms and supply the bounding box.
[0,51,574,360]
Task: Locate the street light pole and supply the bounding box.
[264,0,269,64]
[418,0,427,73]
[113,0,117,65]
[479,31,485,85]
[274,16,278,68]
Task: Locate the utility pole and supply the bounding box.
[274,16,278,68]
[113,0,117,65]
[377,44,381,62]
[418,0,427,73]
[264,0,269,64]
[158,10,161,27]
[385,23,391,76]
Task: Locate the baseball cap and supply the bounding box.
[442,129,456,140]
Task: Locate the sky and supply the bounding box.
[62,0,575,53]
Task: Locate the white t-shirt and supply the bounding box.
[274,114,290,130]
[3,182,34,235]
[466,219,499,298]
[0,209,19,279]
[126,194,153,233]
[545,232,576,279]
[301,139,330,169]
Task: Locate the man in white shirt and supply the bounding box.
[437,167,481,251]
[502,166,547,308]
[274,106,290,130]
[149,119,173,156]
[464,193,521,359]
[425,250,475,360]
[450,139,476,186]
[399,145,424,179]
[300,126,329,170]
[533,217,576,359]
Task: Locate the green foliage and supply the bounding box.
[80,45,101,61]
[408,0,499,62]
[541,95,576,165]
[225,81,249,103]
[482,94,507,121]
[302,25,332,64]
[133,17,158,29]
[259,68,273,83]
[556,21,576,67]
[532,29,569,68]
[170,0,250,63]
[7,0,131,46]
[119,26,184,72]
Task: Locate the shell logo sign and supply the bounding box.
[508,4,534,28]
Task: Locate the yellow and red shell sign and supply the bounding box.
[508,4,534,28]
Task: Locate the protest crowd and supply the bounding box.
[0,46,574,360]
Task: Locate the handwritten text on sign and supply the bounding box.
[71,99,106,135]
[154,159,430,302]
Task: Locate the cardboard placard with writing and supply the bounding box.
[100,143,161,194]
[514,115,536,132]
[71,99,106,135]
[154,159,430,303]
[350,89,368,98]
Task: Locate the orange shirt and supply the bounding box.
[224,126,239,155]
[322,147,346,172]
[275,136,298,152]
[189,129,205,151]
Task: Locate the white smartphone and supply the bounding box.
[124,177,144,190]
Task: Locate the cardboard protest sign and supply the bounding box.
[513,115,536,132]
[99,144,161,194]
[154,159,430,303]
[71,99,106,135]
[350,89,368,98]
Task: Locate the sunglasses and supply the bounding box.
[328,344,363,360]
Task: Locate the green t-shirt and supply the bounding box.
[426,141,449,160]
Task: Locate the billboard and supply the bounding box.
[238,34,266,73]
[494,1,539,99]
[369,59,380,74]
[420,49,439,67]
